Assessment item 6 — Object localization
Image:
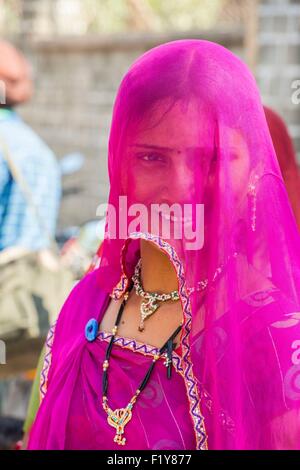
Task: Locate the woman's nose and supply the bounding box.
[168,163,196,202]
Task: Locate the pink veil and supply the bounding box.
[29,40,300,450]
[264,105,300,230]
[95,40,300,449]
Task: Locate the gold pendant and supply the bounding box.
[107,407,133,446]
[138,298,159,331]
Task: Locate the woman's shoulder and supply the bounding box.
[38,269,110,402]
[54,268,110,344]
[66,267,107,304]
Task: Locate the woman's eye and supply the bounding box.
[137,153,167,163]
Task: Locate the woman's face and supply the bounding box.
[125,98,209,207]
[121,97,250,245]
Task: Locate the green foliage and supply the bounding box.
[83,0,129,34]
[148,0,222,31]
[83,0,223,33]
[0,0,21,34]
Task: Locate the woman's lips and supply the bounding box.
[152,206,193,225]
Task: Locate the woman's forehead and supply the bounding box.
[127,98,213,150]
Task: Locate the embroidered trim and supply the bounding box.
[99,331,161,356]
[171,354,235,435]
[110,272,129,300]
[98,331,182,361]
[39,321,56,403]
[110,232,208,450]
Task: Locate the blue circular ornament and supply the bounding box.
[85,318,99,342]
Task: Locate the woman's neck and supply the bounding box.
[139,239,178,293]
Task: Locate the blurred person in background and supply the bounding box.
[264,106,300,231]
[0,40,61,265]
[0,416,23,450]
[0,41,72,448]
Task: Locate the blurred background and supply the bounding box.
[0,0,300,445]
[1,0,299,230]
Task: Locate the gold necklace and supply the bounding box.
[132,259,180,332]
[101,291,182,446]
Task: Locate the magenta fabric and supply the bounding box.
[28,40,300,449]
[28,271,196,450]
[264,105,300,230]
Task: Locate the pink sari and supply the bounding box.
[28,40,300,450]
[28,269,196,449]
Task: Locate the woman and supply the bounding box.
[264,106,300,231]
[28,40,300,450]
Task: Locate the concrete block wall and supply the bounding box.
[256,0,300,159]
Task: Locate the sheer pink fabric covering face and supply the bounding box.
[29,40,300,450]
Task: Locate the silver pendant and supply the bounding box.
[138,297,159,331]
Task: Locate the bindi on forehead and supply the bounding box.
[130,143,212,157]
[130,143,183,155]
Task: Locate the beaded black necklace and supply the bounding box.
[101,289,182,446]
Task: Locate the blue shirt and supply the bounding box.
[0,109,61,251]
